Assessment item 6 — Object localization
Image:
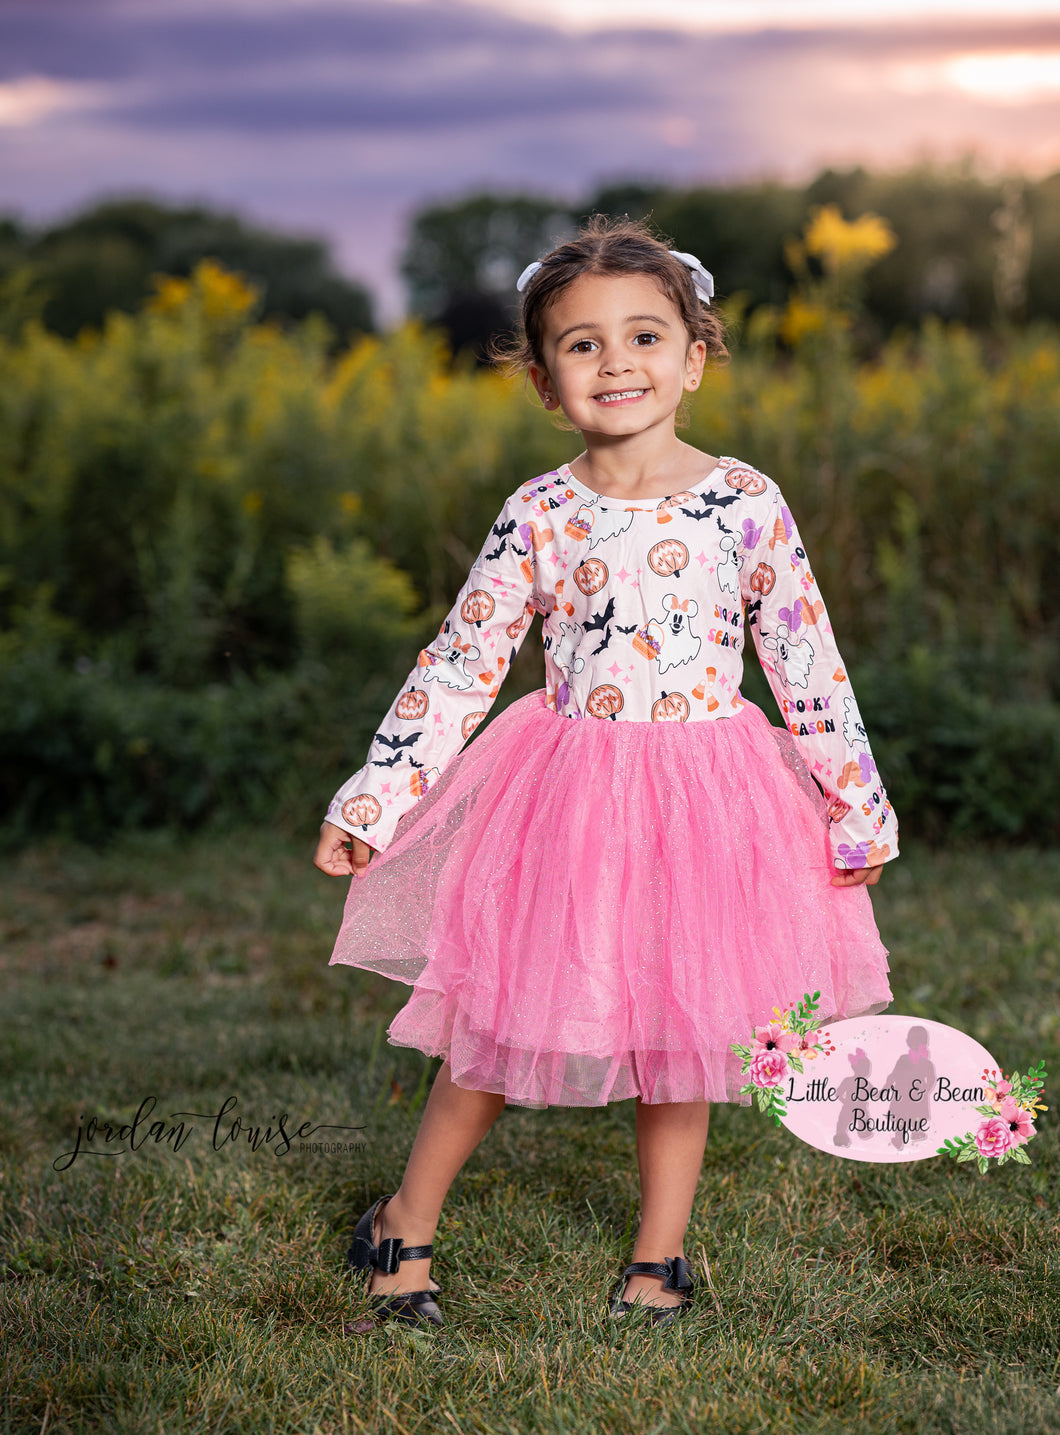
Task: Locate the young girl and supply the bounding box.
[313,217,898,1329]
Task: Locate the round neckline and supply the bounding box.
[557,457,728,509]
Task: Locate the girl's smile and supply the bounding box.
[593,388,648,405]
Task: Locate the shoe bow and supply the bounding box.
[348,1232,404,1274]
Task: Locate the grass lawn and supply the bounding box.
[1,830,1059,1434]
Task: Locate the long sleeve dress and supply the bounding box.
[326,456,897,1109]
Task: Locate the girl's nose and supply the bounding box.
[599,345,634,375]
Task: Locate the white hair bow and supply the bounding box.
[515,261,543,292]
[669,250,714,305]
[515,251,713,305]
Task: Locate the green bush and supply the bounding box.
[855,652,1060,846]
[286,535,421,666]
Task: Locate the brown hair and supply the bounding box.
[494,214,730,376]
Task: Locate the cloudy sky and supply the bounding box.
[2,0,1059,319]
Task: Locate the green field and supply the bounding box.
[2,832,1059,1434]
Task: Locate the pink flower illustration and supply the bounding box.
[795,1028,822,1055]
[752,1022,799,1056]
[999,1097,1035,1146]
[974,1117,1013,1159]
[986,1078,1013,1104]
[749,1050,789,1088]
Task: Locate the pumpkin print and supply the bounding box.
[460,589,496,626]
[587,683,624,720]
[342,794,382,830]
[461,712,486,741]
[655,491,697,524]
[506,602,535,640]
[647,538,689,579]
[573,558,608,596]
[749,562,776,595]
[724,467,767,496]
[651,691,690,722]
[395,688,429,720]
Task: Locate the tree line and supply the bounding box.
[403,165,1054,358]
[0,198,375,346]
[1,159,1056,357]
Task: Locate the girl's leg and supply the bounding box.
[623,1097,711,1309]
[365,1060,506,1296]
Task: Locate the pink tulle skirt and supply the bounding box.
[330,690,892,1109]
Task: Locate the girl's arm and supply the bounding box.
[316,489,539,865]
[740,479,899,876]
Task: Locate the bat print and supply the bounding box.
[679,493,740,520]
[583,597,616,633]
[373,731,423,751]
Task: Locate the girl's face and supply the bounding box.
[528,272,706,442]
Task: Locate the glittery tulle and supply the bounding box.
[329,690,892,1109]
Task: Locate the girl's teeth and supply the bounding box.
[598,390,645,403]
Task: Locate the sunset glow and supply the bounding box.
[0,76,86,127]
[944,49,1060,102]
[482,0,1060,33]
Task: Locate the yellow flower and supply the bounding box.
[779,296,829,346]
[1015,344,1059,388]
[804,204,896,274]
[147,274,192,314]
[196,258,258,320]
[146,259,259,319]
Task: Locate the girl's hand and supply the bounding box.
[313,820,373,878]
[831,865,883,888]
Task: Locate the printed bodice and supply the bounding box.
[526,459,758,722]
[328,458,898,868]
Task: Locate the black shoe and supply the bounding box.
[608,1257,695,1328]
[346,1194,443,1328]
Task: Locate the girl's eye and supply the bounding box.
[570,339,597,354]
[633,332,660,346]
